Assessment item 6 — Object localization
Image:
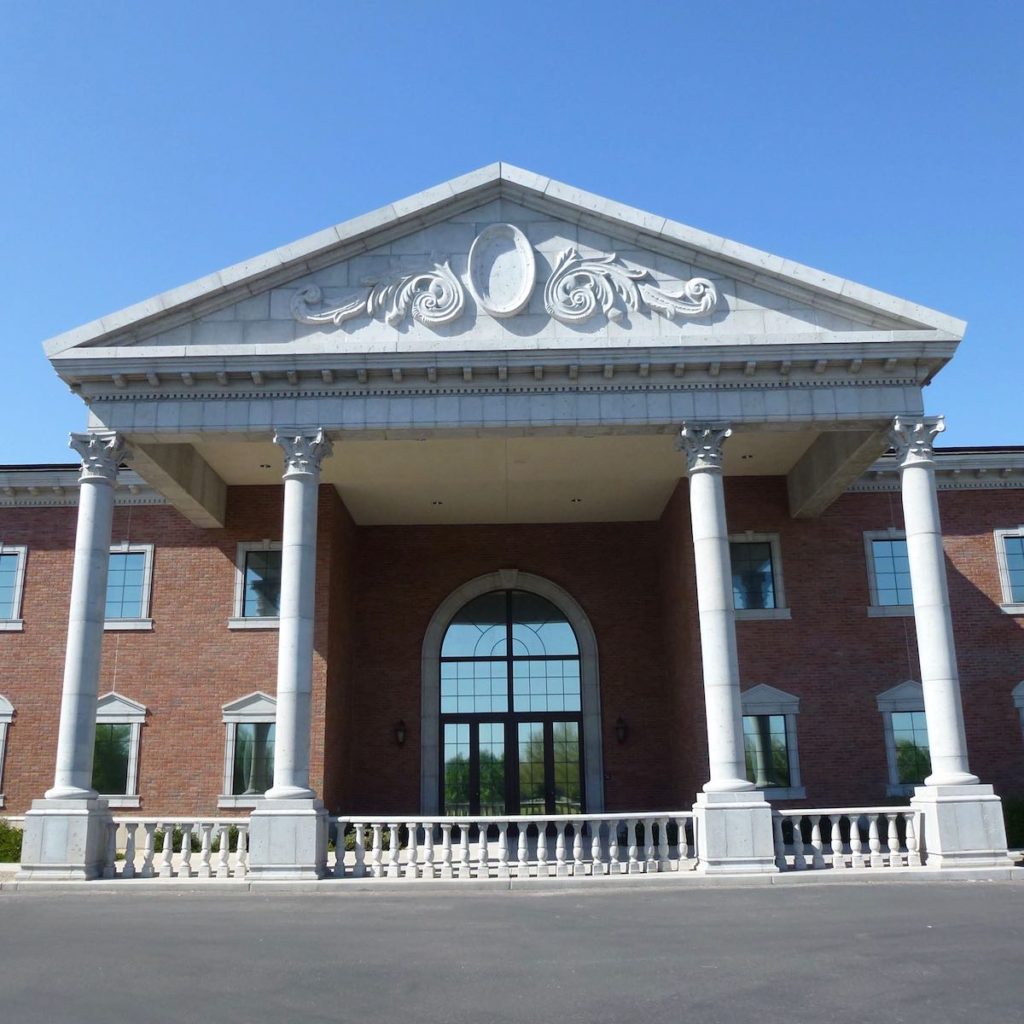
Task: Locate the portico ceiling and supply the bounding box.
[194,430,817,525]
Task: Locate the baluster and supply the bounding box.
[572,824,585,876]
[371,824,384,878]
[810,817,826,869]
[790,816,807,870]
[627,819,641,874]
[656,817,670,873]
[198,819,215,876]
[387,824,401,879]
[868,816,884,868]
[554,823,568,876]
[608,819,621,874]
[331,820,346,878]
[644,818,658,873]
[140,823,156,878]
[439,824,453,879]
[591,821,604,876]
[458,823,472,879]
[216,825,231,878]
[353,823,367,878]
[121,822,137,880]
[535,821,549,878]
[772,814,788,871]
[517,822,530,878]
[103,822,116,879]
[830,815,846,869]
[159,822,175,878]
[849,816,865,869]
[886,815,902,868]
[236,824,249,876]
[421,823,435,880]
[674,816,690,865]
[905,813,922,868]
[404,822,419,879]
[178,823,194,879]
[497,821,510,879]
[477,822,490,879]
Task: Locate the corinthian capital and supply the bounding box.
[69,431,128,483]
[677,423,732,474]
[273,427,334,479]
[890,415,945,468]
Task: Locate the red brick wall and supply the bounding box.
[0,479,1021,816]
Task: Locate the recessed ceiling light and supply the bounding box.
[431,500,444,506]
[258,463,272,469]
[741,454,754,461]
[570,497,583,504]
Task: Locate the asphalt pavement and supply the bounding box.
[1,880,1021,1023]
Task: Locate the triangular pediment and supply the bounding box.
[222,691,276,721]
[876,680,924,711]
[44,164,965,364]
[741,683,800,714]
[96,691,147,722]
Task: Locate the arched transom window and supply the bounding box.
[440,589,583,816]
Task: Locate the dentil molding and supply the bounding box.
[291,224,718,332]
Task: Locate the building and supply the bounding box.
[5,165,1021,880]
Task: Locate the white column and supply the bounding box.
[47,431,127,799]
[265,427,333,800]
[678,423,752,793]
[891,416,977,787]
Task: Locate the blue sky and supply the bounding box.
[1,1,1021,462]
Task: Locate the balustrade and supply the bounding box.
[101,818,250,879]
[772,808,923,871]
[327,813,695,880]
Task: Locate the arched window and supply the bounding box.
[422,572,604,816]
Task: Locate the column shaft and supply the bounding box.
[47,432,125,800]
[680,424,752,793]
[266,428,332,800]
[893,417,977,786]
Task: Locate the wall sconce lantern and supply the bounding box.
[615,717,628,744]
[393,720,407,747]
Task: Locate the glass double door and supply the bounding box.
[442,717,582,816]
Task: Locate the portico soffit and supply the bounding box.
[45,164,965,372]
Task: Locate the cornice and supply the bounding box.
[850,451,1024,493]
[0,469,167,508]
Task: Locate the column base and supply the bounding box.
[911,784,1016,869]
[693,791,778,875]
[16,798,112,881]
[247,798,328,880]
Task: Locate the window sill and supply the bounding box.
[218,795,264,809]
[0,619,24,632]
[735,608,792,621]
[228,617,280,631]
[102,795,141,808]
[758,786,806,801]
[999,603,1024,616]
[104,619,154,632]
[867,605,914,618]
[885,783,918,798]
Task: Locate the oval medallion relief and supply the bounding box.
[467,223,537,318]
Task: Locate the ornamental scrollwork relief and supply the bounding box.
[290,231,719,332]
[890,416,946,468]
[291,260,465,329]
[544,247,718,325]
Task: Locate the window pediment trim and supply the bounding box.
[222,691,277,723]
[741,683,800,716]
[876,679,924,712]
[96,691,147,723]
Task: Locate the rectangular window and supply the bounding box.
[232,722,276,796]
[243,549,282,618]
[994,530,1024,612]
[0,545,27,628]
[443,723,471,816]
[92,722,132,795]
[104,544,154,627]
[865,532,913,614]
[890,710,931,785]
[730,542,776,610]
[742,714,791,789]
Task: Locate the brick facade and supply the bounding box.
[1,478,1022,816]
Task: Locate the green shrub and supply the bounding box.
[0,819,23,862]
